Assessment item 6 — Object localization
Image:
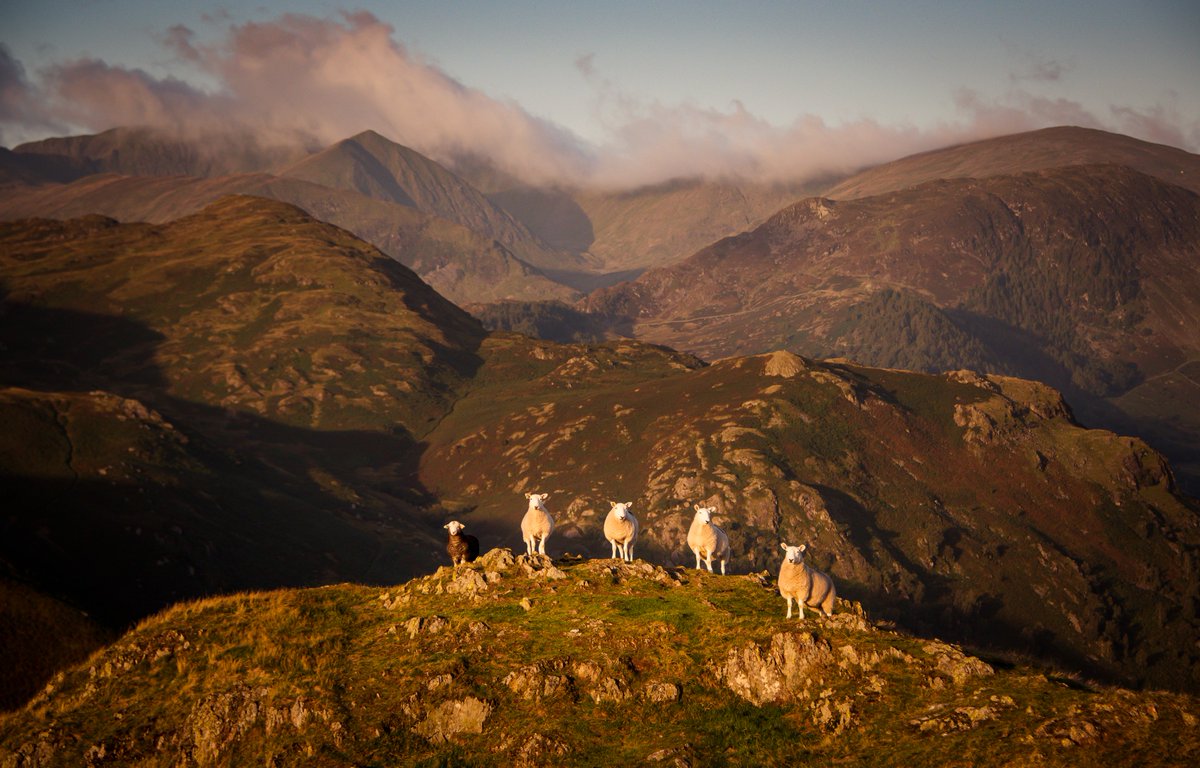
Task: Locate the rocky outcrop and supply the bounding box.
[412,697,493,743]
[715,630,836,706]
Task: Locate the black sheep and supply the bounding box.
[444,520,480,565]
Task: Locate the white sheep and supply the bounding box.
[777,543,837,619]
[603,501,640,562]
[687,505,730,574]
[520,492,554,556]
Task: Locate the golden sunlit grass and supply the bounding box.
[4,556,1198,767]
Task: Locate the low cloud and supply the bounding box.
[20,13,592,183]
[3,13,1196,188]
[0,44,66,145]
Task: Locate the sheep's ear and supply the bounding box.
[542,493,549,500]
[444,523,451,529]
[609,501,616,508]
[525,492,532,499]
[799,544,807,552]
[780,543,788,551]
[624,502,632,508]
[694,503,701,511]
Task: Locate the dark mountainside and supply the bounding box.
[0,198,488,706]
[1,198,1198,720]
[12,126,307,179]
[585,162,1200,492]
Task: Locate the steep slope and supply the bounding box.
[568,177,817,273]
[2,557,1198,767]
[0,173,578,305]
[12,126,304,178]
[587,164,1200,489]
[0,196,484,430]
[0,576,112,711]
[0,198,487,635]
[456,155,820,278]
[825,125,1200,200]
[0,147,92,186]
[277,130,574,270]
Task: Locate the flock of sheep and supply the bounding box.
[443,492,837,620]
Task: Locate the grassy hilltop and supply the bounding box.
[2,552,1198,767]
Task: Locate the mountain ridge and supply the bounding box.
[825,125,1200,200]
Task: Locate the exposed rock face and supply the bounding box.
[715,631,835,705]
[412,697,493,743]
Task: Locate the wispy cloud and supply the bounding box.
[2,13,1196,187]
[1007,49,1073,85]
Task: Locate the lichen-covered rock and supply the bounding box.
[495,731,572,767]
[405,616,450,638]
[478,547,517,572]
[923,642,994,685]
[642,682,682,703]
[504,666,577,702]
[445,568,488,595]
[715,631,835,705]
[812,696,855,732]
[763,350,808,378]
[412,697,493,743]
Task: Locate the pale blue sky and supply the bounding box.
[2,1,1197,183]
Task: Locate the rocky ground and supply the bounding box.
[3,549,1197,767]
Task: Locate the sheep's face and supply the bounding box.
[445,521,465,535]
[694,506,714,524]
[526,493,549,511]
[781,543,807,564]
[611,501,632,520]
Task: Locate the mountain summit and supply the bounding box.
[278,130,564,269]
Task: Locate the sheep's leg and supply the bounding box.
[538,536,547,556]
[704,555,714,573]
[719,558,726,576]
[796,602,806,620]
[785,596,793,619]
[693,549,701,570]
[627,542,634,562]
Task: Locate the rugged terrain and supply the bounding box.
[1,136,576,306]
[2,554,1198,767]
[584,161,1200,490]
[3,182,1200,720]
[6,126,820,294]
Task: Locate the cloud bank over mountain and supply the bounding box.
[2,12,1196,188]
